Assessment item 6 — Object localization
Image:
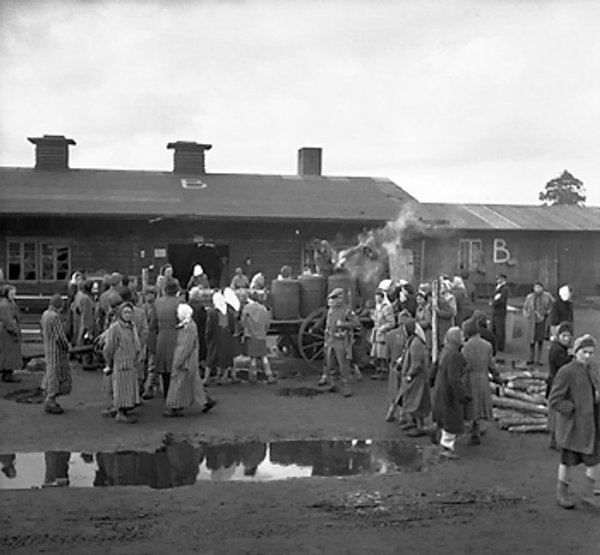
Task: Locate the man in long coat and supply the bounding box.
[0,284,22,383]
[40,295,72,414]
[490,273,509,352]
[549,334,600,510]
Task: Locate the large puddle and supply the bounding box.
[0,439,434,490]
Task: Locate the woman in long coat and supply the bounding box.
[163,303,215,417]
[523,282,554,365]
[103,303,142,424]
[40,295,72,414]
[431,327,468,459]
[150,279,180,398]
[549,334,600,510]
[461,318,503,444]
[398,320,430,437]
[0,285,22,382]
[369,289,396,375]
[206,291,236,385]
[546,322,573,450]
[415,290,433,357]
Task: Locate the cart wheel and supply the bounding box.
[298,307,327,370]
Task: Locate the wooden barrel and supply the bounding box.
[298,275,327,317]
[327,272,358,308]
[270,279,301,320]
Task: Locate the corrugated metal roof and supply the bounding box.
[0,167,415,222]
[418,203,600,231]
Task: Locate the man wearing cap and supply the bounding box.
[490,274,509,352]
[318,288,359,397]
[549,334,600,509]
[96,273,123,334]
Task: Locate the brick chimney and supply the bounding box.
[298,147,322,176]
[167,141,212,174]
[27,135,76,170]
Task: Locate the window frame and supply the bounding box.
[5,239,72,282]
[458,238,483,272]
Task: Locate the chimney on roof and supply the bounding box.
[298,147,322,176]
[27,135,76,170]
[167,141,212,174]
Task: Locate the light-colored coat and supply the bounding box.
[40,307,72,397]
[370,300,395,359]
[522,291,553,344]
[462,335,500,421]
[549,360,600,455]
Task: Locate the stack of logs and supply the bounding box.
[491,363,549,434]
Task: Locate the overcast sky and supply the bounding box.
[1,0,599,205]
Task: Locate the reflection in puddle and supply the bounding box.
[0,439,432,490]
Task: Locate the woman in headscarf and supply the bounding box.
[398,319,430,437]
[187,264,210,291]
[523,281,554,365]
[163,303,216,417]
[0,285,22,383]
[434,279,457,351]
[103,302,142,424]
[206,290,236,385]
[546,322,573,451]
[461,318,503,444]
[40,295,72,414]
[549,334,600,510]
[431,327,468,459]
[415,290,433,358]
[549,285,574,338]
[470,310,497,356]
[369,289,396,379]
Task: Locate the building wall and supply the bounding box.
[422,229,600,297]
[1,217,422,294]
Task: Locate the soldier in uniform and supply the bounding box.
[318,288,359,397]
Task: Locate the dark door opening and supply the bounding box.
[167,243,229,289]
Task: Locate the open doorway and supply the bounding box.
[167,243,229,288]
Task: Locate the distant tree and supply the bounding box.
[539,170,586,206]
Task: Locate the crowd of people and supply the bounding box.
[0,264,598,509]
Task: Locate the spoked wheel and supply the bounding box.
[298,307,327,371]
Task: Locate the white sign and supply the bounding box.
[493,238,511,263]
[154,248,167,259]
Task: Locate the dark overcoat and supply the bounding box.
[431,347,468,434]
[0,298,21,370]
[549,360,600,455]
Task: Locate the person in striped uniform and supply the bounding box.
[40,295,73,414]
[103,302,143,424]
[163,303,216,417]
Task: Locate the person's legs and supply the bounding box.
[261,356,277,383]
[319,346,333,385]
[161,373,170,399]
[142,353,157,399]
[528,343,535,364]
[536,341,544,365]
[557,463,575,509]
[248,358,258,383]
[581,465,600,508]
[336,346,352,397]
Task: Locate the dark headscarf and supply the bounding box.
[471,310,487,327]
[117,302,135,323]
[82,279,94,295]
[0,284,10,298]
[462,318,479,339]
[49,294,64,310]
[404,319,416,337]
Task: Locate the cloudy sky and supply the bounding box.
[1,0,599,205]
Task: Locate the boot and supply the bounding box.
[44,399,64,415]
[318,374,330,387]
[352,364,363,381]
[580,477,600,510]
[2,370,21,383]
[116,410,138,424]
[556,480,575,510]
[342,382,352,398]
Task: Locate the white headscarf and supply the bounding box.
[193,264,204,277]
[212,291,227,315]
[223,287,241,312]
[558,285,571,302]
[177,303,194,325]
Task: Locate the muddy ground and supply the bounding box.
[1,305,599,554]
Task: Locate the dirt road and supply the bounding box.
[1,306,599,554]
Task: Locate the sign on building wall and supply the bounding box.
[154,248,167,259]
[493,239,511,263]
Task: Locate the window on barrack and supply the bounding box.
[7,241,71,281]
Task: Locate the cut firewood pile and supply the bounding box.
[491,360,550,434]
